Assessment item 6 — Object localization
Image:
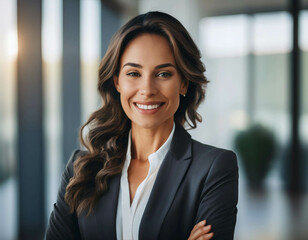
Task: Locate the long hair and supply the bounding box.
[65,11,209,216]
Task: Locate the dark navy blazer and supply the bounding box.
[46,124,238,240]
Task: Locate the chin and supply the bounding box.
[132,118,173,130]
[134,122,161,129]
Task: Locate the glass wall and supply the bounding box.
[0,0,17,239]
[81,0,102,123]
[198,12,294,240]
[195,15,249,148]
[197,12,291,156]
[252,12,291,190]
[43,0,103,221]
[42,0,63,220]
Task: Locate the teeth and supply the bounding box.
[136,103,161,110]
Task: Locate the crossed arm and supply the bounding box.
[189,150,239,240]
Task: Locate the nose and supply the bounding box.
[139,75,157,97]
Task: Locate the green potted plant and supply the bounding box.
[234,124,276,190]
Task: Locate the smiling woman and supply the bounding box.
[46,11,238,240]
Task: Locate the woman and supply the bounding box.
[46,11,238,240]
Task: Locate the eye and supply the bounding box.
[127,72,140,77]
[157,71,172,78]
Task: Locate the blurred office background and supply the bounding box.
[0,0,307,239]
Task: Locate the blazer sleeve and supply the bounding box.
[195,150,238,240]
[45,149,82,240]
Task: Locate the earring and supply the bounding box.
[182,93,186,97]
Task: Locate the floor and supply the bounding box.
[235,169,308,240]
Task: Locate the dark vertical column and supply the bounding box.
[288,0,302,192]
[17,0,45,239]
[101,4,121,57]
[62,0,81,164]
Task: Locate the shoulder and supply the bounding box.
[191,138,238,173]
[174,124,238,172]
[65,149,88,177]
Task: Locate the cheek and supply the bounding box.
[118,81,131,96]
[173,95,180,109]
[119,94,132,118]
[167,89,181,108]
[118,83,135,107]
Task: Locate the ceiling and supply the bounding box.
[104,0,308,18]
[198,0,308,17]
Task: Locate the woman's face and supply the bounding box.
[114,33,187,130]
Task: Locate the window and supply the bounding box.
[0,0,17,239]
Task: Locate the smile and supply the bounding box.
[134,102,165,113]
[136,103,161,110]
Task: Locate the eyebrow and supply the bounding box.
[122,62,176,70]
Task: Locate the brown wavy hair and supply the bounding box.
[65,11,209,216]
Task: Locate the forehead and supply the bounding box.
[120,33,176,66]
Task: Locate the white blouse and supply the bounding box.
[116,124,175,240]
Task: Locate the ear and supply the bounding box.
[180,80,189,95]
[113,75,120,93]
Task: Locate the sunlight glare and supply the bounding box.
[6,29,18,61]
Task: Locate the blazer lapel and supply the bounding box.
[139,124,192,240]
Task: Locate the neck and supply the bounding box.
[131,121,173,162]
